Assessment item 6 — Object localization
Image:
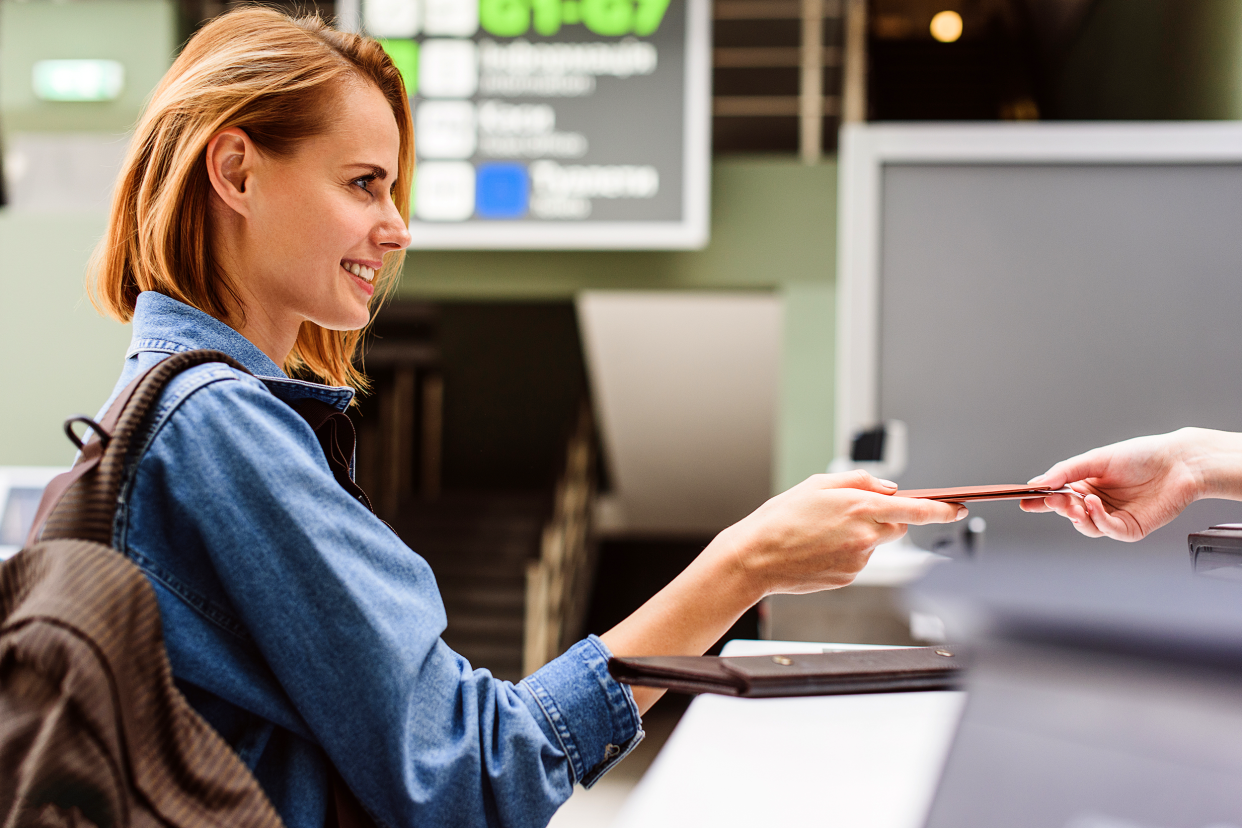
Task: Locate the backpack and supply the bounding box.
[1,349,371,828]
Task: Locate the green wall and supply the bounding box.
[399,157,839,493]
[775,280,835,494]
[0,213,131,467]
[1,0,176,133]
[0,0,176,468]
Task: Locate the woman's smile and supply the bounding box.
[342,259,379,296]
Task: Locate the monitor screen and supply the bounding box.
[873,161,1242,559]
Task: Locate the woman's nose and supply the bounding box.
[377,198,412,250]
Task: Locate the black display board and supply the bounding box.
[345,0,710,248]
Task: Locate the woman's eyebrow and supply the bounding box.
[347,163,390,180]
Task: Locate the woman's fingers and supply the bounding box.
[1022,490,1082,513]
[868,494,965,526]
[1025,490,1141,540]
[815,470,898,494]
[804,474,963,525]
[873,520,910,547]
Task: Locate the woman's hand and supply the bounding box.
[710,470,966,596]
[1021,428,1242,541]
[600,471,964,713]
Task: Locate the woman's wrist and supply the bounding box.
[1177,427,1242,502]
[695,527,769,611]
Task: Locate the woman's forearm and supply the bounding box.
[598,472,963,714]
[599,533,763,714]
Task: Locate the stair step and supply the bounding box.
[386,491,552,686]
[439,588,526,613]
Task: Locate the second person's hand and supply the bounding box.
[1021,428,1242,541]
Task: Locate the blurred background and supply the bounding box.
[5,0,1242,823]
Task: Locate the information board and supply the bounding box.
[340,0,710,249]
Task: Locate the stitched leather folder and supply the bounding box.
[894,484,1069,503]
[608,647,964,698]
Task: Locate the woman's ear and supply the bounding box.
[205,127,255,217]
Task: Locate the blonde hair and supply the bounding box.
[89,7,413,390]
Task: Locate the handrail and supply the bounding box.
[523,403,598,675]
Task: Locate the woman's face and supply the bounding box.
[220,80,410,342]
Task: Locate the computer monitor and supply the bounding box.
[918,555,1242,827]
[836,123,1242,559]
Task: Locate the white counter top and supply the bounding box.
[611,640,966,828]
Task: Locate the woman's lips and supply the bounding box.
[342,260,378,282]
[342,262,375,296]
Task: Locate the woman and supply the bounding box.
[88,9,965,828]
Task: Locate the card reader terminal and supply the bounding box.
[1188,524,1242,581]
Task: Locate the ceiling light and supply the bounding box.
[32,60,125,102]
[930,10,963,43]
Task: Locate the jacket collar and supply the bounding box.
[127,291,355,411]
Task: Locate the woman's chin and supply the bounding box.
[312,305,372,333]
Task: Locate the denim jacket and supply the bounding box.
[100,292,643,828]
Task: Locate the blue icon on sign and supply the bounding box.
[475,163,529,219]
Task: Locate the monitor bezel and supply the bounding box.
[834,121,1242,460]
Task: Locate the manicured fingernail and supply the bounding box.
[956,507,968,520]
[877,479,898,489]
[1028,474,1047,485]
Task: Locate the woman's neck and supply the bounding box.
[220,276,301,370]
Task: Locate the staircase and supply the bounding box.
[354,301,599,684]
[390,493,551,682]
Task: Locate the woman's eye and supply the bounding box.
[353,176,376,193]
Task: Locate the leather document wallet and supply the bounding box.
[894,484,1070,503]
[608,647,964,698]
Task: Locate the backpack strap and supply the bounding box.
[25,368,149,548]
[28,350,250,547]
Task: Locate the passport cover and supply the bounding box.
[894,484,1067,503]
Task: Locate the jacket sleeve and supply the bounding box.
[132,370,643,828]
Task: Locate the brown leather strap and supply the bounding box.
[24,367,153,548]
[35,351,252,547]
